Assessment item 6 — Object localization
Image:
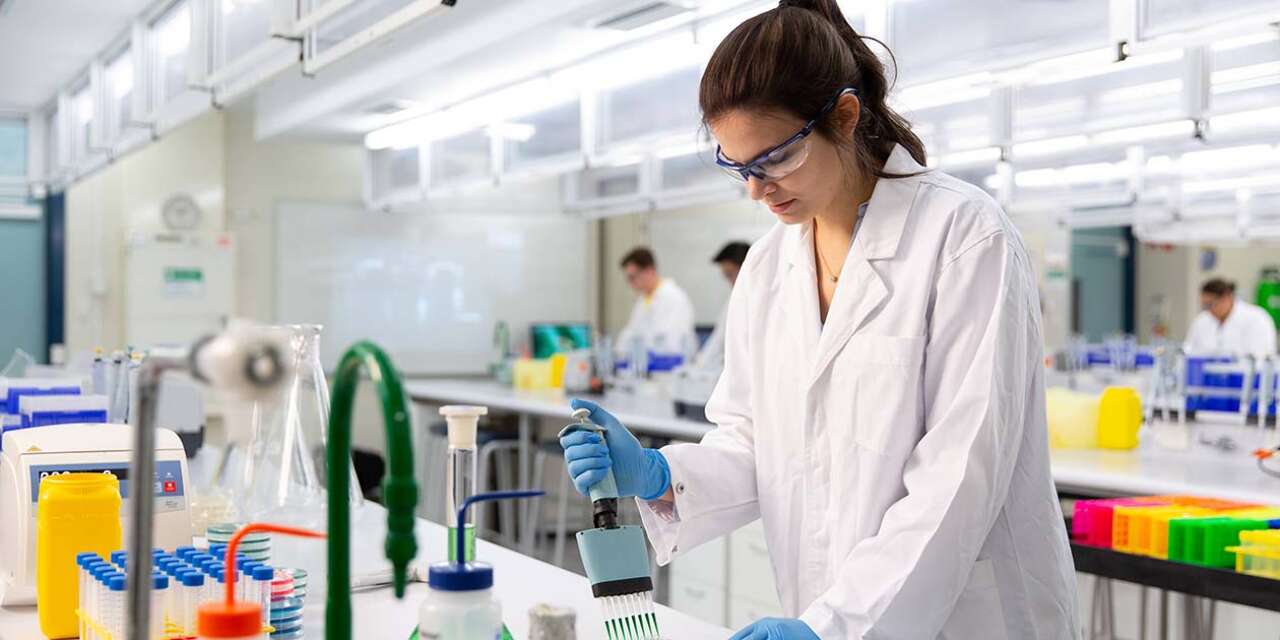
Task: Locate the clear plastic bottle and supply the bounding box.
[439,405,486,562]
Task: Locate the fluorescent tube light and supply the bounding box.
[1011,135,1089,158]
[1091,120,1194,145]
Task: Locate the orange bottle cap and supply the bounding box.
[197,601,262,637]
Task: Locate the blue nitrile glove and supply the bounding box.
[729,618,820,640]
[560,398,670,500]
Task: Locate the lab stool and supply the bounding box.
[523,440,576,567]
[420,421,522,547]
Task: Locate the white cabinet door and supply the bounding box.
[728,595,785,631]
[729,521,779,605]
[668,576,727,628]
[670,534,727,589]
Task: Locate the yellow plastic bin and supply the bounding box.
[36,472,123,639]
[1097,386,1142,450]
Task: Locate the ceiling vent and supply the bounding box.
[589,1,695,31]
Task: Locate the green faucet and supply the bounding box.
[326,341,418,640]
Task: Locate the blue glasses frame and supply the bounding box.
[715,85,859,182]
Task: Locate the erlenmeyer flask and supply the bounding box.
[238,324,362,528]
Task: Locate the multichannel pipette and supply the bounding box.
[559,408,661,640]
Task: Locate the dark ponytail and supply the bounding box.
[699,0,927,179]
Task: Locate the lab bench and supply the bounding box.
[407,377,1280,634]
[0,505,729,639]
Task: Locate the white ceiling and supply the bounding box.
[0,0,155,112]
[252,0,757,141]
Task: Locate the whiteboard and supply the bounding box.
[275,201,591,375]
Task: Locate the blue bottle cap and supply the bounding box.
[252,565,274,581]
[153,574,169,590]
[181,572,204,587]
[108,575,126,591]
[427,561,494,591]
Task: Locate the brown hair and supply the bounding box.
[699,0,927,179]
[1201,278,1235,297]
[620,247,656,270]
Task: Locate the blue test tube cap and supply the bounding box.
[92,566,114,582]
[175,545,195,559]
[110,550,127,566]
[252,565,273,581]
[181,572,204,587]
[75,552,98,566]
[209,543,226,556]
[153,574,169,590]
[108,575,126,592]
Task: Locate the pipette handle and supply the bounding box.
[559,411,620,503]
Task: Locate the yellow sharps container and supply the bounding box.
[37,472,123,639]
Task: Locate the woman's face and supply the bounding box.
[709,102,856,225]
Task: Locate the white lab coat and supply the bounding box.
[1185,298,1278,357]
[616,279,697,356]
[692,304,728,370]
[638,146,1079,639]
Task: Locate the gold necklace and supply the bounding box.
[815,235,841,283]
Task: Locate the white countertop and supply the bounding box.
[0,509,727,639]
[405,379,712,440]
[408,378,1280,504]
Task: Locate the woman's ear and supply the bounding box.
[833,94,860,139]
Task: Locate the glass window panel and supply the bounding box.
[430,130,491,184]
[153,1,192,105]
[503,99,581,170]
[313,0,415,57]
[221,0,274,64]
[902,96,997,155]
[371,146,420,198]
[0,119,26,177]
[1142,0,1277,39]
[598,66,701,149]
[1013,55,1185,142]
[1210,39,1280,118]
[891,0,1108,83]
[659,148,723,192]
[106,49,134,138]
[575,164,640,200]
[71,86,94,163]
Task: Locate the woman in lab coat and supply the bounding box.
[560,1,1079,638]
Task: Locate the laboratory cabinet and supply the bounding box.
[667,520,784,628]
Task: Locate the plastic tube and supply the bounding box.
[252,565,274,630]
[106,575,126,639]
[151,574,168,640]
[182,571,204,637]
[75,553,96,640]
[441,405,485,562]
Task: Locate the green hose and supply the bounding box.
[326,341,418,640]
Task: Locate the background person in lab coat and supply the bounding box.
[692,241,751,369]
[561,1,1078,638]
[615,247,697,357]
[1185,278,1278,357]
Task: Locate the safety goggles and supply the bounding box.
[715,85,858,183]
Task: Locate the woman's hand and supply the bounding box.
[730,618,820,640]
[559,398,670,500]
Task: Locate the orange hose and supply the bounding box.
[222,523,325,605]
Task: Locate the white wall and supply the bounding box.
[222,106,366,322]
[65,112,226,354]
[1135,243,1280,345]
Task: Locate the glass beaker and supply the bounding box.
[237,325,362,527]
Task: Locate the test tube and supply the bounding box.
[151,573,169,640]
[252,565,274,630]
[90,566,116,640]
[75,553,96,640]
[181,570,204,637]
[106,575,126,640]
